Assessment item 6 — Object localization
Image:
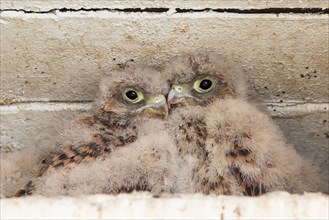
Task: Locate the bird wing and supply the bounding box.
[12,115,138,197]
[37,142,108,176]
[225,136,270,196]
[192,99,281,196]
[37,115,138,176]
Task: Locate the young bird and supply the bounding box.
[2,65,179,197]
[162,53,326,196]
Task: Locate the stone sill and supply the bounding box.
[1,191,328,219]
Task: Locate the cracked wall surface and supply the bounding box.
[0,0,328,191]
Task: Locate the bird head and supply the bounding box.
[163,53,246,109]
[103,87,168,119]
[167,74,234,108]
[97,65,170,119]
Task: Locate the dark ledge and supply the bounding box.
[0,7,328,14]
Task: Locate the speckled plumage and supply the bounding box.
[163,53,326,195]
[2,54,326,198]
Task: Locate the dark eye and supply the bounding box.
[199,79,212,90]
[193,77,216,93]
[126,90,138,100]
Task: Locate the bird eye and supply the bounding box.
[193,77,216,93]
[126,90,138,100]
[199,79,212,90]
[123,88,144,103]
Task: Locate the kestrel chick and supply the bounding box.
[162,53,326,195]
[3,64,179,197]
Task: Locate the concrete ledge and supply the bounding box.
[1,192,328,219]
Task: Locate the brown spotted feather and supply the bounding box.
[13,112,139,197]
[37,113,138,176]
[175,117,235,195]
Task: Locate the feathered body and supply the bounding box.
[163,53,326,195]
[2,65,179,197]
[1,54,325,198]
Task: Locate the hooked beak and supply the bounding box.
[143,94,169,118]
[167,85,193,109]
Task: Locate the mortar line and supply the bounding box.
[0,102,328,116]
[0,7,328,14]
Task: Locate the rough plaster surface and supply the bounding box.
[1,192,328,219]
[0,12,328,103]
[274,111,329,182]
[0,104,89,150]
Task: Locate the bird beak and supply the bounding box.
[167,84,193,109]
[143,94,169,118]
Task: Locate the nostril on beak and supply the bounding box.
[173,85,183,93]
[154,95,166,104]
